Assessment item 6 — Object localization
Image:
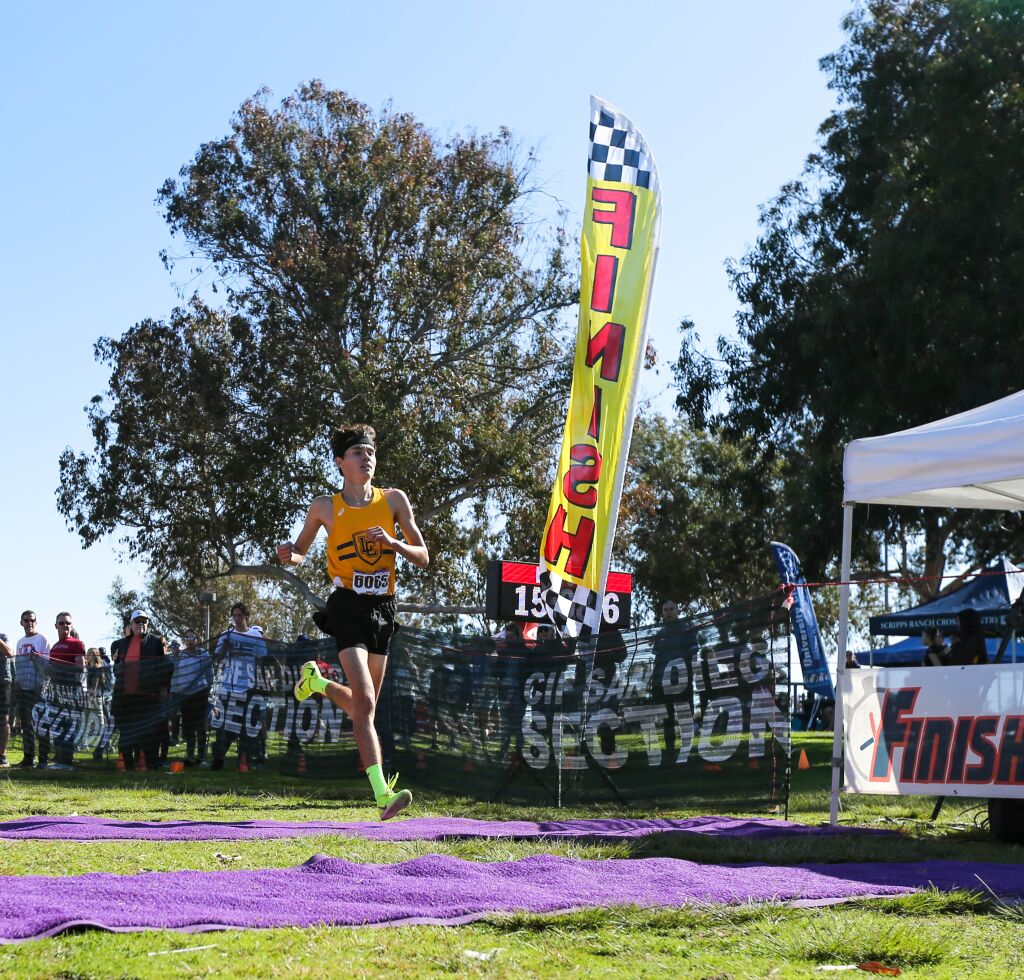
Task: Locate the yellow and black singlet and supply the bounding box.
[326,488,397,595]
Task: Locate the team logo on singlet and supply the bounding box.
[352,530,383,564]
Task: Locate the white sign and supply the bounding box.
[842,664,1024,799]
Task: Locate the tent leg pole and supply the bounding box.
[829,503,854,826]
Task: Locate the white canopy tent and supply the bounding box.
[830,389,1024,823]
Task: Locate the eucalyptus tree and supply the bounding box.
[59,82,576,610]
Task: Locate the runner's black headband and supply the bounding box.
[335,434,375,458]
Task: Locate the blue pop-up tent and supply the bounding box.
[854,635,1009,667]
[868,557,1023,636]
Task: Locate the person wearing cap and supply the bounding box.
[110,611,173,770]
[277,422,429,820]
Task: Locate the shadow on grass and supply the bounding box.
[484,889,993,952]
[626,827,1024,866]
[484,901,798,934]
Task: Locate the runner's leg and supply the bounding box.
[315,647,408,814]
[335,646,382,770]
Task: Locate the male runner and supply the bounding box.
[277,424,429,820]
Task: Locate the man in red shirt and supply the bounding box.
[47,612,86,771]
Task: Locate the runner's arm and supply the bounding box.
[373,489,429,568]
[277,496,330,565]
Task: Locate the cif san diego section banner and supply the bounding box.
[770,541,834,698]
[842,663,1024,799]
[539,97,661,638]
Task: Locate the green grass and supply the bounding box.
[0,732,1022,978]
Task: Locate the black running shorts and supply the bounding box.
[324,588,397,656]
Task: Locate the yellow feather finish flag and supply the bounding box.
[538,97,662,638]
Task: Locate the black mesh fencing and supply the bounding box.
[387,592,792,808]
[4,593,792,809]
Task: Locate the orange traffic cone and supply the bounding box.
[415,751,426,771]
[703,763,724,773]
[116,753,126,772]
[748,759,760,771]
[238,754,249,773]
[134,752,147,772]
[798,749,811,770]
[463,756,475,773]
[297,754,307,774]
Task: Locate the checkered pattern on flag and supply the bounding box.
[539,97,662,639]
[538,567,603,637]
[588,104,660,197]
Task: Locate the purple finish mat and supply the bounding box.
[3,854,1021,942]
[0,815,891,842]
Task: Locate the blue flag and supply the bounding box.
[770,541,834,699]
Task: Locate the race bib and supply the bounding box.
[351,570,391,595]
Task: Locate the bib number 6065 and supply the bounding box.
[353,571,390,595]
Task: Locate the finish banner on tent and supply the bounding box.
[539,97,661,638]
[842,663,1024,799]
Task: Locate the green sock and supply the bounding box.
[367,764,390,805]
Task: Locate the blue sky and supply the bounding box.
[0,1,853,646]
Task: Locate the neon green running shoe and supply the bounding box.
[293,661,325,702]
[378,772,413,821]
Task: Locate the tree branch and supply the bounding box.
[221,562,327,610]
[397,603,484,615]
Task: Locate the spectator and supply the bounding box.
[0,630,12,767]
[947,609,988,665]
[651,599,697,759]
[111,610,173,770]
[391,646,418,751]
[210,602,266,770]
[799,691,815,729]
[14,610,49,769]
[161,639,184,763]
[171,629,213,767]
[845,650,862,669]
[425,656,453,750]
[446,644,476,750]
[496,622,527,761]
[86,646,114,760]
[658,599,679,625]
[591,627,627,757]
[47,612,87,770]
[922,628,947,667]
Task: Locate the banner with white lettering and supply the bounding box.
[539,96,661,638]
[842,664,1024,799]
[388,591,791,806]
